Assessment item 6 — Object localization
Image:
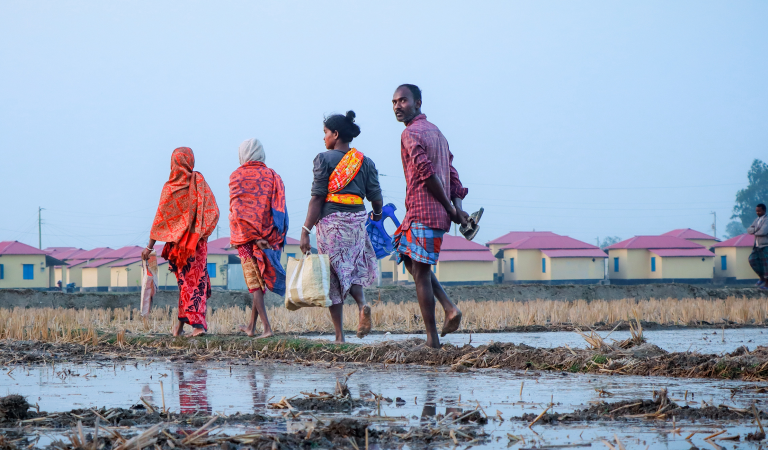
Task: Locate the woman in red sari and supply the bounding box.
[142,147,220,336]
[229,138,288,338]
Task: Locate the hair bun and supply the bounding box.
[345,110,356,123]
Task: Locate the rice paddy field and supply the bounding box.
[1,297,767,449]
[1,296,767,343]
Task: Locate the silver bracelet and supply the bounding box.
[302,225,312,234]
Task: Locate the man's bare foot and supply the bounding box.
[238,324,255,337]
[172,320,183,336]
[191,328,206,337]
[334,339,345,344]
[441,308,462,337]
[258,331,274,339]
[357,305,372,338]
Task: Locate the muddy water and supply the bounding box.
[309,328,768,353]
[3,361,767,449]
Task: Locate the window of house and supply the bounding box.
[22,264,34,280]
[510,258,514,273]
[651,257,656,272]
[542,258,546,273]
[402,264,405,274]
[432,265,436,273]
[287,253,296,259]
[0,264,3,279]
[207,263,216,278]
[721,256,727,271]
[613,258,619,272]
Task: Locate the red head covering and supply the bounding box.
[151,147,219,267]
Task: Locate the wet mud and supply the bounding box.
[3,335,768,381]
[519,390,768,424]
[0,397,487,450]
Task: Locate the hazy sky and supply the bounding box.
[1,1,766,250]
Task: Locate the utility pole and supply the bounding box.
[710,211,717,239]
[38,207,45,249]
[596,237,600,247]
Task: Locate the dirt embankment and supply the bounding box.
[2,284,766,310]
[3,336,768,381]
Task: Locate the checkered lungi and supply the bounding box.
[393,222,444,265]
[749,246,768,279]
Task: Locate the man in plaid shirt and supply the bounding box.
[392,83,470,349]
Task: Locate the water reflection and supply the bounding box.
[248,368,273,411]
[177,369,211,414]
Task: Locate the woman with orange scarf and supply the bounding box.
[142,147,220,336]
[300,111,383,343]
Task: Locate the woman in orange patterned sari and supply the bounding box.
[142,147,219,336]
[300,111,383,343]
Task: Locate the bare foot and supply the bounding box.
[441,308,462,337]
[334,339,345,344]
[191,328,206,337]
[238,324,255,337]
[357,305,372,338]
[258,331,274,339]
[172,320,183,336]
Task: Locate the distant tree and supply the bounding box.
[724,221,747,239]
[599,236,622,249]
[732,159,768,228]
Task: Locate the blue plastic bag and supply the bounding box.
[366,203,400,259]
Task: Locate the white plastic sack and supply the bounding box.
[140,252,159,318]
[285,253,331,311]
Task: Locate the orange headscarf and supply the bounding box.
[150,147,219,267]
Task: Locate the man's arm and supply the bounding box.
[448,151,469,226]
[756,219,768,236]
[748,218,759,235]
[424,175,456,216]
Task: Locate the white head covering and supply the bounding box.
[239,138,265,165]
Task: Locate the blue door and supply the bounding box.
[651,257,656,272]
[207,263,216,278]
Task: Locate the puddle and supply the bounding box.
[3,361,767,449]
[309,328,768,354]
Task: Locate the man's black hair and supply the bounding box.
[758,203,766,211]
[398,84,422,103]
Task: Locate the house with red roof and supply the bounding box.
[45,247,87,287]
[497,235,607,284]
[662,229,719,249]
[391,235,495,285]
[713,234,758,283]
[486,231,561,282]
[0,241,66,290]
[606,236,715,284]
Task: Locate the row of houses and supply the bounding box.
[381,227,758,285]
[0,227,759,290]
[0,238,303,291]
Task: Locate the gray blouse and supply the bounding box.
[311,149,383,220]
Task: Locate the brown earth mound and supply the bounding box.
[520,391,768,423]
[2,336,768,381]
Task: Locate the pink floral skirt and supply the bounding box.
[316,211,377,305]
